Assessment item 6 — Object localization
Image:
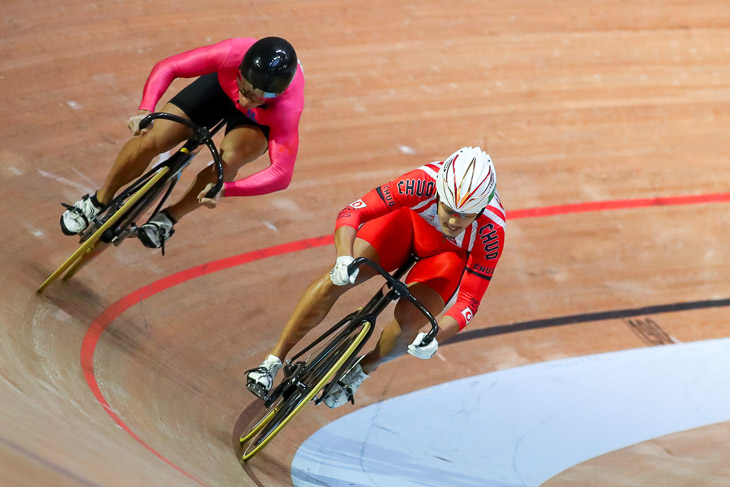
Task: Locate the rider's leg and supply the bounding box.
[268,238,381,360]
[322,282,445,408]
[359,282,445,374]
[138,123,266,249]
[164,123,268,222]
[271,209,416,360]
[359,248,468,374]
[60,103,192,235]
[246,238,380,397]
[96,103,193,205]
[248,209,415,398]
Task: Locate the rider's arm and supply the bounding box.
[329,188,390,286]
[432,315,460,344]
[333,225,357,257]
[334,168,433,230]
[443,221,506,331]
[222,111,302,196]
[330,169,430,286]
[444,273,490,331]
[138,39,236,112]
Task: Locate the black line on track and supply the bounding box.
[446,298,730,344]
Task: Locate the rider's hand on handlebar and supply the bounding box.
[407,332,438,359]
[127,110,152,136]
[198,182,223,209]
[329,256,359,286]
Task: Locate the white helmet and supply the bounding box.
[436,146,496,214]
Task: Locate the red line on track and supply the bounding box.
[79,192,730,482]
[508,192,730,219]
[79,235,332,485]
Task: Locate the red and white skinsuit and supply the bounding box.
[336,161,506,330]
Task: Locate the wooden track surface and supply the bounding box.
[2,1,729,485]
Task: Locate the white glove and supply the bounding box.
[407,332,438,359]
[329,256,359,286]
[127,112,151,135]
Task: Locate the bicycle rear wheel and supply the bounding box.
[240,320,371,461]
[60,239,111,282]
[37,167,170,293]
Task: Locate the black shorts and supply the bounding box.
[168,73,271,139]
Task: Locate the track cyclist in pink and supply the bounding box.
[247,146,507,408]
[60,37,305,249]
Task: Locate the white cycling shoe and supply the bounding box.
[323,363,369,408]
[60,193,104,235]
[246,355,283,399]
[137,211,176,249]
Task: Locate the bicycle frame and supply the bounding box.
[133,113,225,197]
[111,113,225,233]
[290,256,438,362]
[38,113,226,292]
[239,257,441,459]
[87,113,226,248]
[278,256,439,405]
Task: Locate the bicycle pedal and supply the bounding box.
[79,222,102,244]
[283,361,296,376]
[246,381,269,400]
[113,224,138,247]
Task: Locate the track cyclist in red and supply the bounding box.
[60,37,304,249]
[247,146,506,408]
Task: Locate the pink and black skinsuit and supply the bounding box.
[138,38,305,198]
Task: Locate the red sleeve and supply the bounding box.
[138,39,236,111]
[445,218,506,330]
[335,168,436,230]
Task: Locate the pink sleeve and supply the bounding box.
[138,40,236,111]
[222,113,302,197]
[222,74,305,197]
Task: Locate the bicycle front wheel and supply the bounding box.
[37,166,171,293]
[240,320,371,461]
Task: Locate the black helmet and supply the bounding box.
[239,37,297,95]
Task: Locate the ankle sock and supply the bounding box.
[161,210,178,225]
[90,192,104,209]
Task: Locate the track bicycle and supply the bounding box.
[238,256,439,461]
[37,113,224,293]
